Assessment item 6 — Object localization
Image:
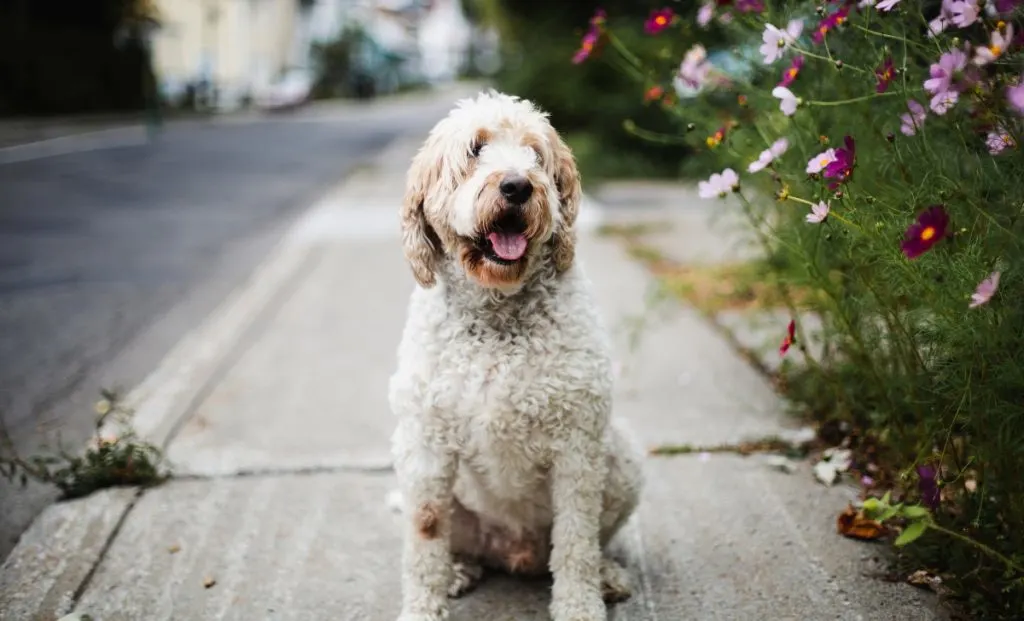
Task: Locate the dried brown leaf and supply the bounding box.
[836,504,887,540]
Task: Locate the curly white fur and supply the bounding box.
[389,90,644,621]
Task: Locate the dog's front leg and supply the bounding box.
[549,427,608,621]
[394,419,457,621]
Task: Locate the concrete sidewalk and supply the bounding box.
[0,137,944,621]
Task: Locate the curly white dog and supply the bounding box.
[388,90,644,621]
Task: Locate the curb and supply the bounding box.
[0,134,423,621]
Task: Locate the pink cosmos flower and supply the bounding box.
[875,57,896,93]
[931,90,960,115]
[806,201,830,223]
[806,148,837,174]
[924,48,969,95]
[1007,80,1024,114]
[901,100,928,136]
[772,86,799,116]
[645,8,675,35]
[928,0,957,37]
[986,127,1016,154]
[678,44,712,89]
[760,19,804,64]
[698,168,740,199]
[974,24,1014,66]
[876,0,900,10]
[778,55,805,87]
[697,2,715,27]
[748,138,789,173]
[969,271,1001,308]
[949,0,980,27]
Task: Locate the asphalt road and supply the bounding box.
[0,90,465,560]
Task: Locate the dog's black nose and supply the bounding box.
[499,175,533,204]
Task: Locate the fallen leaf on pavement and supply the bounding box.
[836,504,887,540]
[168,544,181,554]
[203,575,217,589]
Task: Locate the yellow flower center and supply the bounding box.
[582,41,593,51]
[655,15,667,25]
[819,156,830,166]
[991,44,1003,57]
[920,226,936,241]
[788,68,798,79]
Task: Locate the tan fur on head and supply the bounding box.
[398,90,583,290]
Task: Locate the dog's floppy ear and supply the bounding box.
[401,146,443,288]
[548,128,582,273]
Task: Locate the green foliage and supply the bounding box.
[587,1,1024,617]
[474,0,705,180]
[0,389,168,500]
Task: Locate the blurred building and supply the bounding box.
[150,0,474,111]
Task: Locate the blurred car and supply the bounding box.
[255,67,314,111]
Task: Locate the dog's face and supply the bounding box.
[400,91,581,290]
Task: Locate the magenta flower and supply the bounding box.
[1007,80,1024,114]
[901,100,928,136]
[736,0,766,12]
[928,0,957,37]
[969,271,1001,308]
[778,55,805,87]
[779,320,796,356]
[902,205,949,259]
[822,135,855,189]
[644,7,675,35]
[812,5,849,44]
[806,201,830,224]
[571,10,606,64]
[916,465,940,510]
[875,57,896,93]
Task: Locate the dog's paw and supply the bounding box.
[447,560,485,599]
[599,557,633,604]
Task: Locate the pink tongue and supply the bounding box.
[487,232,528,261]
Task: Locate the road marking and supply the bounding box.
[0,126,148,165]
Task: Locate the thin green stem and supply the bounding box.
[805,91,901,107]
[853,24,932,51]
[791,46,869,74]
[927,521,1024,575]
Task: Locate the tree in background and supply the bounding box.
[464,0,724,180]
[0,0,157,116]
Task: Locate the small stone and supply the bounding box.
[203,576,217,589]
[168,544,181,554]
[765,455,796,474]
[814,460,839,486]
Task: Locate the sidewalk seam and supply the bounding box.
[67,489,143,611]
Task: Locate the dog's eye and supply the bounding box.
[470,140,484,158]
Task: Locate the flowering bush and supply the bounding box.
[575,1,1024,616]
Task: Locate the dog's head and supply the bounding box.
[400,91,581,291]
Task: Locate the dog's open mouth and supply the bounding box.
[479,211,528,264]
